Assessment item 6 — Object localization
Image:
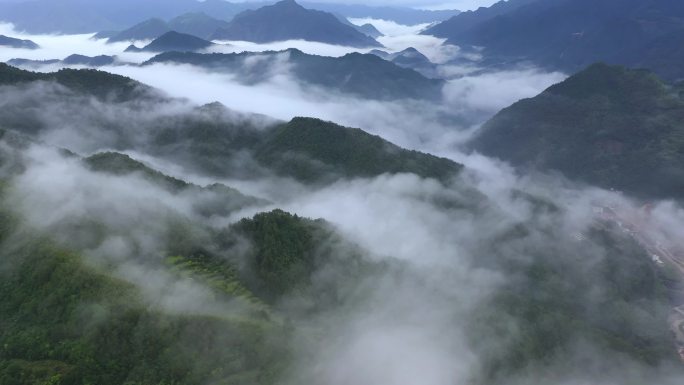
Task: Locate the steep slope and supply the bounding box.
[0,35,39,49]
[138,31,214,53]
[470,63,684,200]
[145,49,444,101]
[211,0,381,48]
[424,0,684,80]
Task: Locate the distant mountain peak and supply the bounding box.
[211,0,382,48]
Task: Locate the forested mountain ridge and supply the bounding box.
[470,63,684,200]
[255,117,461,183]
[0,64,461,185]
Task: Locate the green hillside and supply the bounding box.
[471,63,684,200]
[0,64,461,185]
[255,117,462,184]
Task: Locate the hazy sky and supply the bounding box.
[235,0,500,11]
[0,0,501,11]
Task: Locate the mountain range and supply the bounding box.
[106,13,230,42]
[103,1,381,48]
[145,49,444,100]
[470,63,684,201]
[0,63,459,184]
[0,0,457,35]
[5,45,441,101]
[425,0,684,80]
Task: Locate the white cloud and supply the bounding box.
[0,23,155,64]
[208,39,366,57]
[443,68,567,114]
[348,18,430,36]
